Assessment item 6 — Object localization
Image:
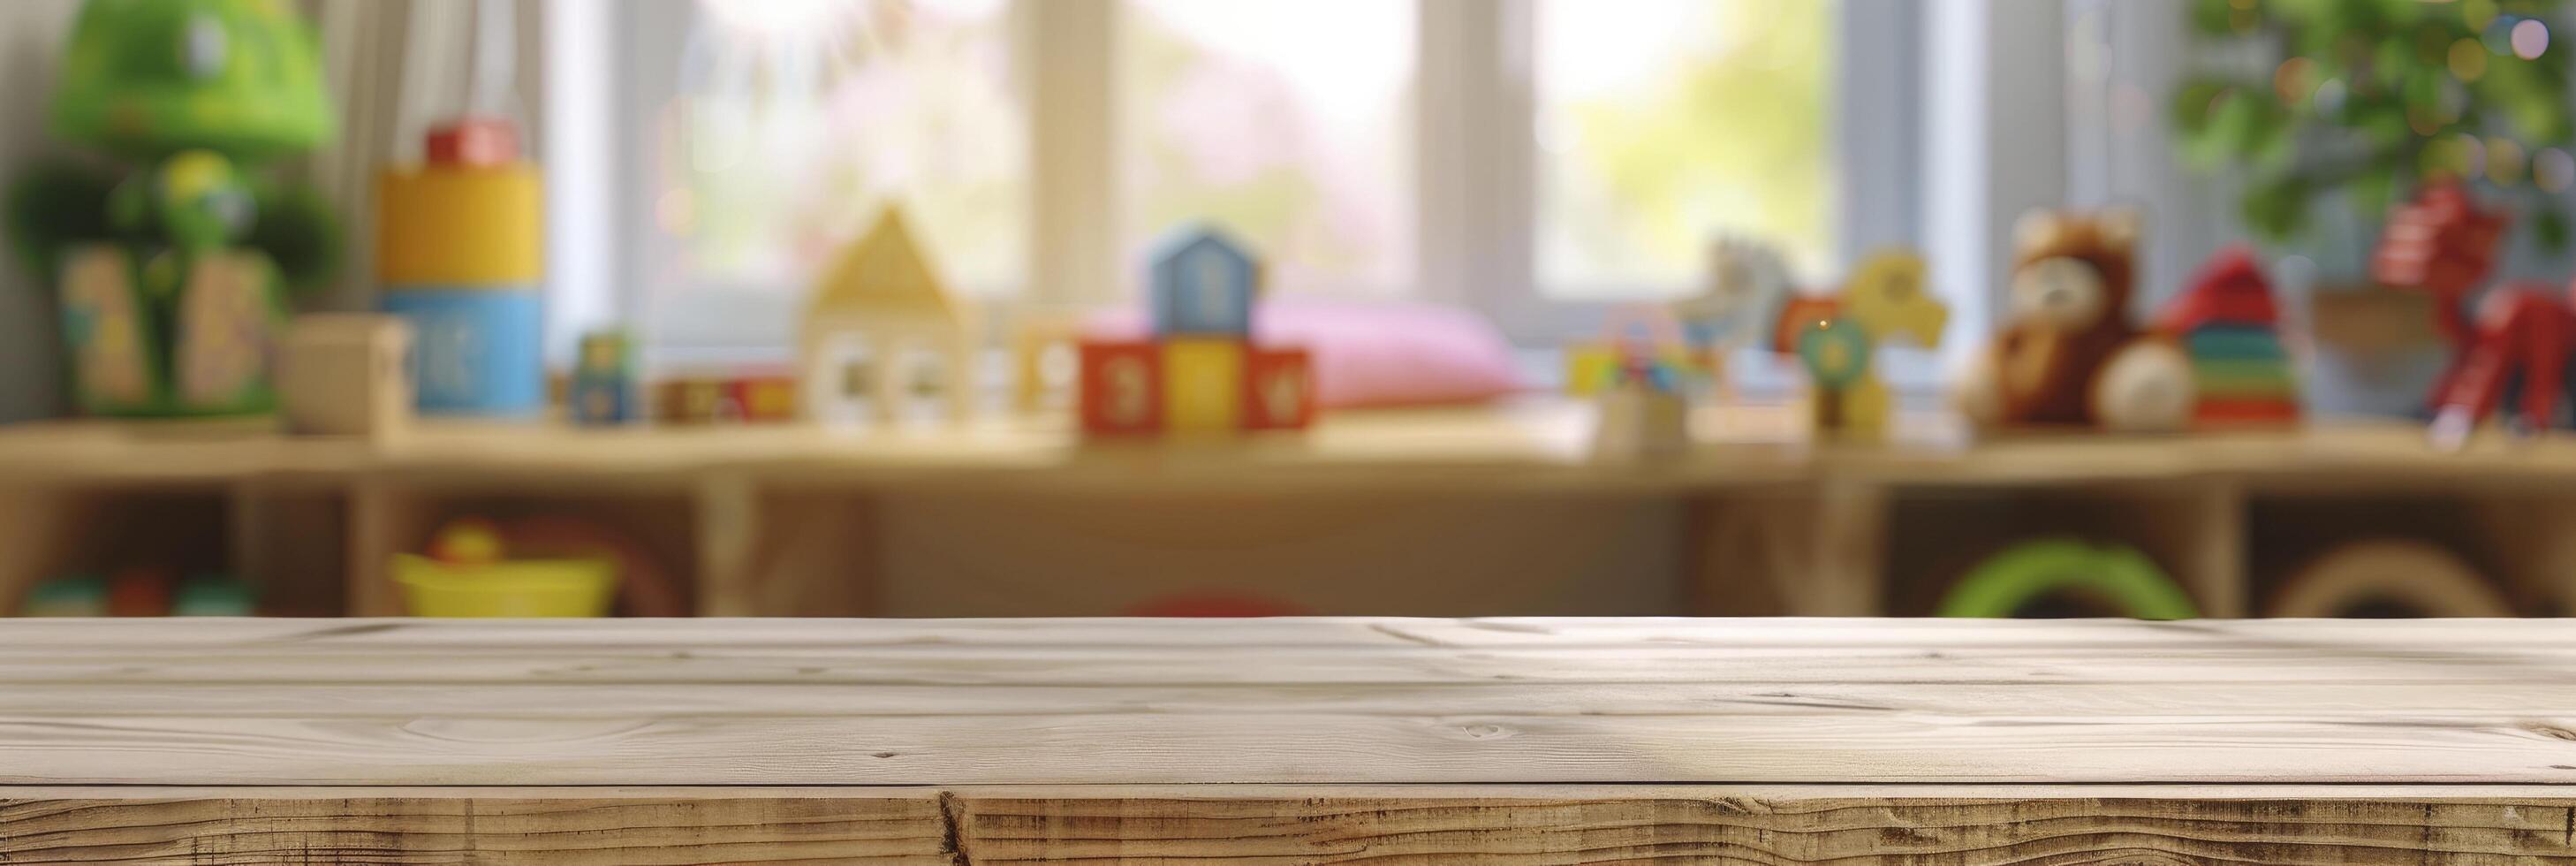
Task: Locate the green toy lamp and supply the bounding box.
[8,0,342,418]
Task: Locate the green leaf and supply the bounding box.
[2271,0,2342,27]
[2375,38,2417,89]
[2190,0,2243,34]
[2350,101,2413,147]
[2170,78,2238,133]
[2346,171,2396,218]
[2241,177,2313,241]
[2537,206,2571,253]
[2250,114,2299,171]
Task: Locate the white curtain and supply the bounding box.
[0,0,85,422]
[294,0,544,311]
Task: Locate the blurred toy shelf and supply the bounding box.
[2,398,2572,622]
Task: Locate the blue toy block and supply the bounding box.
[380,287,545,417]
[569,375,634,425]
[1150,225,1259,338]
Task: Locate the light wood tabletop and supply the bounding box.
[2,617,2572,863]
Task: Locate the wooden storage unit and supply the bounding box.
[1,403,2574,619]
[1880,481,2244,618]
[345,478,700,617]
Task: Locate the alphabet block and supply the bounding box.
[1244,346,1315,429]
[1162,338,1245,432]
[1080,340,1163,435]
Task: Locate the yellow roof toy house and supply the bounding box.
[799,207,979,424]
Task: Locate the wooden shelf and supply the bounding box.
[0,399,2566,618]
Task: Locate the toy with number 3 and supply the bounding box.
[1077,224,1315,438]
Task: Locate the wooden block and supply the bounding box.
[656,378,738,425]
[1150,228,1258,337]
[1162,339,1245,432]
[731,376,798,423]
[1011,315,1086,414]
[1243,346,1314,430]
[1079,340,1163,435]
[278,314,411,437]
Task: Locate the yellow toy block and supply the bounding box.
[376,165,545,285]
[1162,339,1245,431]
[1564,344,1617,396]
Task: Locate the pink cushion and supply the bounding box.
[1085,300,1525,408]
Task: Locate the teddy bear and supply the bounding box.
[1957,208,2195,432]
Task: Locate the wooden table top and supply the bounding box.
[5,616,2574,786]
[6,617,2576,863]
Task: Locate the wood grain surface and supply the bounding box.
[2,618,2574,787]
[4,786,2572,864]
[6,619,2576,862]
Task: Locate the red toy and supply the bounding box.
[427,117,521,167]
[2372,179,2507,404]
[2429,286,2576,445]
[2371,179,2576,447]
[2158,247,2299,428]
[1243,347,1315,430]
[1075,338,1315,437]
[1079,340,1164,436]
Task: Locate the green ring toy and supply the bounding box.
[1936,538,2198,619]
[1795,316,1873,390]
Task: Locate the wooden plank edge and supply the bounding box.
[4,785,2572,865]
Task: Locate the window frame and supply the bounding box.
[572,0,1925,360]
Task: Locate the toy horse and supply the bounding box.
[2371,180,2576,448]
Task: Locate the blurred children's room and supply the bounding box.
[2,0,2575,623]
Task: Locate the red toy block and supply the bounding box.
[1079,339,1163,435]
[729,375,799,422]
[428,117,522,167]
[1243,346,1315,430]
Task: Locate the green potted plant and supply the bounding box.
[2172,0,2572,416]
[2173,0,2571,247]
[7,0,341,418]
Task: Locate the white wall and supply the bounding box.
[0,0,82,423]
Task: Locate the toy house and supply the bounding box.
[2159,247,2299,428]
[799,207,979,424]
[1080,226,1314,437]
[1151,226,1260,337]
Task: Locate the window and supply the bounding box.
[1534,0,1837,298]
[665,0,1024,294]
[582,0,1916,355]
[1119,0,1414,297]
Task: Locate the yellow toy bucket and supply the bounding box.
[394,554,616,618]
